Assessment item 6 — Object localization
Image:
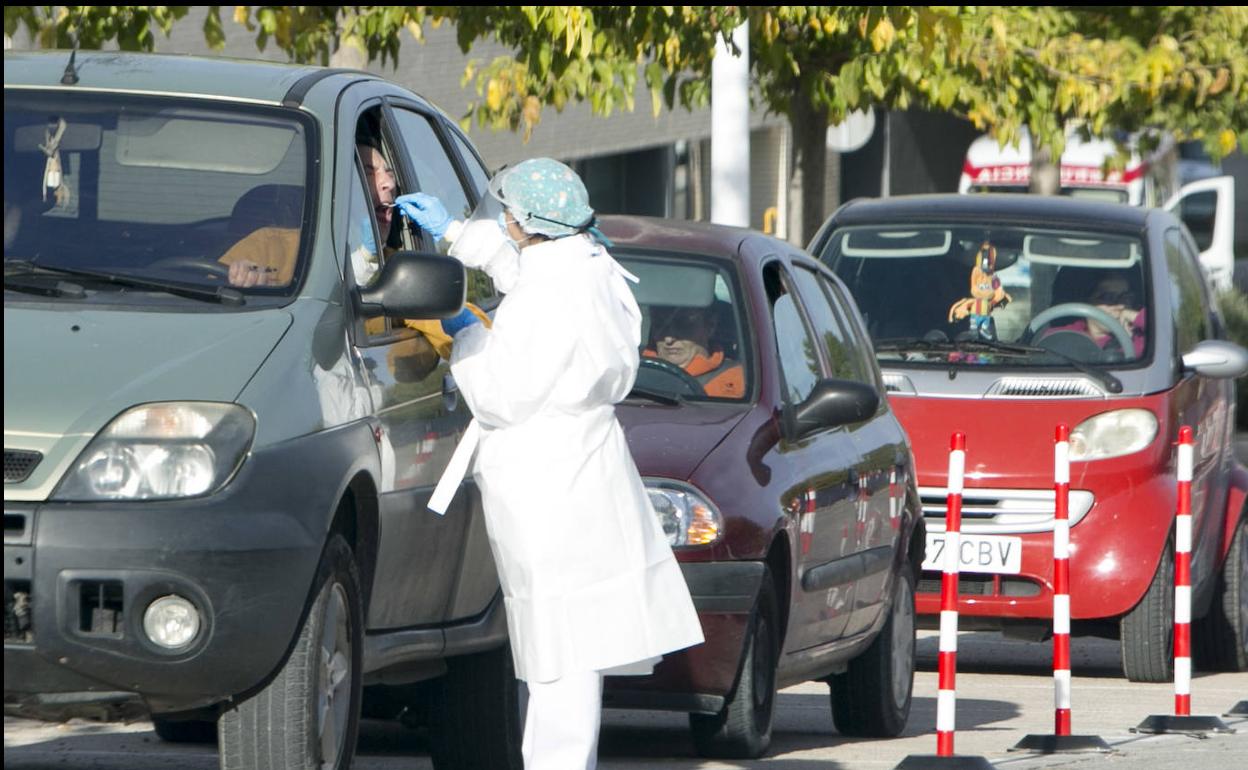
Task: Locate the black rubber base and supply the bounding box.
[1009,734,1113,754]
[1225,700,1248,717]
[1132,714,1235,735]
[894,755,996,770]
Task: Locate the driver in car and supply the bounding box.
[643,305,745,398]
[1042,269,1147,357]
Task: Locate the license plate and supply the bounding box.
[922,532,1022,574]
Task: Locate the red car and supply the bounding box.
[811,194,1248,681]
[597,216,925,758]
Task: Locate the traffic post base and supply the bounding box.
[894,755,996,770]
[1132,714,1235,736]
[1009,734,1112,754]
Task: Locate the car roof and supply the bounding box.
[3,50,361,105]
[598,215,818,270]
[830,193,1152,233]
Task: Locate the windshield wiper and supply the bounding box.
[5,261,243,306]
[4,275,87,299]
[626,385,682,406]
[873,335,1123,393]
[977,338,1124,394]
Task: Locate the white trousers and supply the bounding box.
[521,669,604,770]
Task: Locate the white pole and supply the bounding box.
[711,22,750,227]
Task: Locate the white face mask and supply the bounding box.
[448,217,522,292]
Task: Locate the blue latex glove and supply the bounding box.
[441,306,481,337]
[395,192,452,240]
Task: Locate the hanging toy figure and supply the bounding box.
[39,117,71,208]
[948,240,1011,340]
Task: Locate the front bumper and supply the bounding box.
[603,560,764,714]
[4,427,370,717]
[914,475,1176,621]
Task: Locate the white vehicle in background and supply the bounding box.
[959,129,1237,292]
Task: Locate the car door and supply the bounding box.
[383,100,504,623]
[762,260,860,651]
[788,263,906,636]
[340,94,485,630]
[1164,227,1233,594]
[1165,176,1235,292]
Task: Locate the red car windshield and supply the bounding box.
[820,224,1150,367]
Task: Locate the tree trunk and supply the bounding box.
[1029,142,1060,195]
[788,93,829,246]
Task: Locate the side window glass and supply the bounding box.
[790,266,871,384]
[767,265,821,405]
[389,108,473,225]
[1165,228,1210,352]
[346,162,383,290]
[448,126,490,198]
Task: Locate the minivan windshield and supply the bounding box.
[4,91,312,306]
[617,253,752,402]
[818,224,1150,369]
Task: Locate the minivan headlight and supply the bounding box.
[644,479,723,547]
[56,403,255,501]
[1069,408,1158,461]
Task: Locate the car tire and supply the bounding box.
[427,644,524,770]
[152,716,217,744]
[1194,519,1248,671]
[689,567,778,759]
[829,561,915,737]
[1121,537,1175,683]
[218,535,363,770]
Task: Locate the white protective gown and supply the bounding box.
[449,234,704,684]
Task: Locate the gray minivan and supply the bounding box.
[4,51,519,770]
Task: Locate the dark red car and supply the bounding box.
[597,216,925,759]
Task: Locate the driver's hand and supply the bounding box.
[228,259,278,287]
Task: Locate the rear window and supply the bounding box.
[819,223,1151,369]
[4,90,313,305]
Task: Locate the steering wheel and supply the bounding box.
[638,357,707,397]
[146,256,231,281]
[1023,302,1135,355]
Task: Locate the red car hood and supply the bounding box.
[617,402,752,481]
[889,393,1169,489]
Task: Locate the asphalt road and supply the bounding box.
[6,631,1246,769]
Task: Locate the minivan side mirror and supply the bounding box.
[791,378,880,438]
[356,251,465,319]
[1181,339,1248,379]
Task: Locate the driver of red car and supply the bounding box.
[1045,269,1147,357]
[644,304,745,398]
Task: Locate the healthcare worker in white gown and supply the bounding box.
[396,158,704,770]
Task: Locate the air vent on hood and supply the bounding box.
[4,450,42,484]
[985,377,1106,399]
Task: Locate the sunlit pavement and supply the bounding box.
[6,630,1246,769]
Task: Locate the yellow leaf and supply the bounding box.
[1210,67,1230,95]
[406,20,424,44]
[871,18,895,52]
[486,78,503,112]
[1219,129,1237,157]
[233,6,249,26]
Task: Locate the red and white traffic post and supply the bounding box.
[896,433,992,770]
[1012,425,1109,754]
[1134,426,1232,736]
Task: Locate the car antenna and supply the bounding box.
[61,42,79,85]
